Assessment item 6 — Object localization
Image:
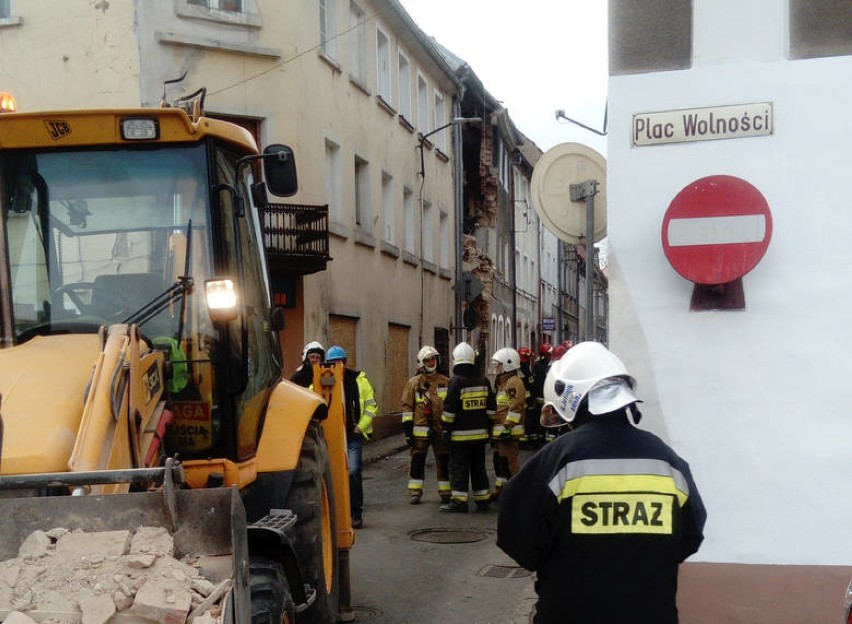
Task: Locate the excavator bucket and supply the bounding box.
[0,486,250,623]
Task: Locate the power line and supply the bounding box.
[208,5,396,97]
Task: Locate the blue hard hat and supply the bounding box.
[327,345,347,362]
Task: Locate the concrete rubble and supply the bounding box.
[0,527,229,623]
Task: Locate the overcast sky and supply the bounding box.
[399,0,609,156]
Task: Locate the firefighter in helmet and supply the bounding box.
[400,345,451,505]
[490,347,527,500]
[497,342,706,623]
[517,346,542,447]
[440,342,496,512]
[290,340,325,388]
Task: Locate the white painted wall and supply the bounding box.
[608,1,852,566]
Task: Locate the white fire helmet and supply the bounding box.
[452,342,476,369]
[540,341,640,427]
[301,340,325,362]
[491,347,521,373]
[417,345,440,373]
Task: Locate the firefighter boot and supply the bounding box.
[440,501,469,513]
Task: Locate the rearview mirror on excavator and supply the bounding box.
[263,144,298,198]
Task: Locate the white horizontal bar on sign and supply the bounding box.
[667,214,766,247]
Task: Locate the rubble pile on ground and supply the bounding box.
[0,526,230,624]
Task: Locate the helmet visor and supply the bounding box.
[587,377,640,415]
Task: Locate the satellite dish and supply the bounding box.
[530,142,607,244]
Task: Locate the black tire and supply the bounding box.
[250,556,296,624]
[285,422,339,623]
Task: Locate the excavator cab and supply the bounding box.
[1,116,289,463]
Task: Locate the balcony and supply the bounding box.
[260,203,331,276]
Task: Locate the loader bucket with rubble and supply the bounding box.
[0,485,250,623]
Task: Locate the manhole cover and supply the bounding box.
[478,564,533,579]
[350,606,381,620]
[409,528,490,544]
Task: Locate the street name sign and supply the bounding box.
[633,102,773,147]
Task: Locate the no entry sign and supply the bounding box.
[662,175,772,285]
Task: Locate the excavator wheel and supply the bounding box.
[249,556,296,624]
[286,421,339,623]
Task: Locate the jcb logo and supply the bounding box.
[44,120,71,140]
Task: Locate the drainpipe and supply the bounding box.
[509,164,517,346]
[557,239,565,342]
[453,97,464,344]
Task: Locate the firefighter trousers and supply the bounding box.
[492,437,520,493]
[408,437,450,498]
[448,442,490,504]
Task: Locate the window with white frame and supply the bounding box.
[417,74,429,133]
[515,249,521,288]
[433,91,446,151]
[491,316,498,354]
[354,155,370,229]
[398,51,412,121]
[319,0,338,59]
[423,200,434,263]
[439,211,450,269]
[350,2,366,86]
[178,0,260,24]
[531,258,536,294]
[382,171,395,243]
[376,27,392,105]
[324,139,343,224]
[187,0,245,11]
[0,0,10,18]
[403,186,415,253]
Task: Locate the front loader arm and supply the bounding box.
[68,323,169,493]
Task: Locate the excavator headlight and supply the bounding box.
[0,91,17,113]
[205,278,239,322]
[120,117,159,140]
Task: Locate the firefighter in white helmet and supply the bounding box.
[490,347,526,501]
[290,340,325,388]
[400,345,451,505]
[440,342,496,512]
[497,342,706,623]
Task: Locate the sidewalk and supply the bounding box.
[362,432,408,465]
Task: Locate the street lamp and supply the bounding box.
[417,117,481,179]
[415,116,481,348]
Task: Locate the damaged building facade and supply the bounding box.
[442,49,608,365]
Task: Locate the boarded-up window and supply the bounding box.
[386,323,410,414]
[329,314,358,367]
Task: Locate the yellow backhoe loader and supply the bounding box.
[0,92,353,623]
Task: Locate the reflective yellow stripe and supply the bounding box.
[451,428,489,441]
[402,411,414,422]
[472,489,491,501]
[413,425,431,437]
[550,461,690,507]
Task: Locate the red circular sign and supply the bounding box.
[661,175,772,285]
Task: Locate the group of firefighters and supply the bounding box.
[290,338,706,622]
[399,340,573,512]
